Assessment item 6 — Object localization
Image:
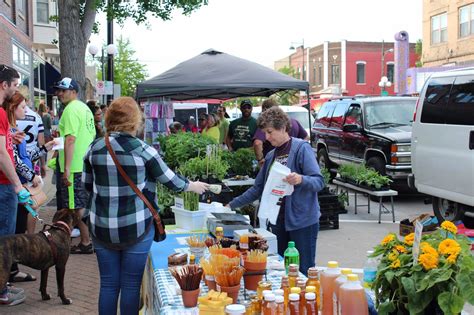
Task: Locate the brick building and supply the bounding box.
[275,40,418,101]
[0,0,34,94]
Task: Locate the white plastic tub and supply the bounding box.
[171,206,207,231]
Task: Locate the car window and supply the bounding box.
[330,103,350,129]
[364,100,416,128]
[445,75,474,126]
[420,77,454,124]
[344,105,362,126]
[315,103,336,127]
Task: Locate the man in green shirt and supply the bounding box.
[216,105,229,145]
[226,100,257,151]
[55,77,96,254]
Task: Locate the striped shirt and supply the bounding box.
[82,132,188,247]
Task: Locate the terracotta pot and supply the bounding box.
[205,275,216,291]
[181,288,200,308]
[243,260,266,291]
[218,283,241,304]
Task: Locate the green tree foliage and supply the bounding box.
[98,36,148,97]
[274,66,300,105]
[415,39,423,67]
[57,0,207,100]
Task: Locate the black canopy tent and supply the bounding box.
[136,49,311,130]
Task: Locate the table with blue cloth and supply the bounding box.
[141,231,297,314]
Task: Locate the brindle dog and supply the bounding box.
[0,208,79,304]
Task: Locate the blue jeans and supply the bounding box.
[93,227,154,315]
[268,220,319,276]
[0,184,18,237]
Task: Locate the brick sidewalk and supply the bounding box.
[2,171,100,314]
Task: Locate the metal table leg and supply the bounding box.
[368,195,371,214]
[354,191,358,214]
[378,197,383,224]
[391,196,395,223]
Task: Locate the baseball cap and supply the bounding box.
[54,77,79,92]
[240,99,252,108]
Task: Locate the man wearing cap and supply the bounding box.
[226,100,257,151]
[54,77,95,254]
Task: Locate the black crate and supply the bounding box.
[319,213,339,230]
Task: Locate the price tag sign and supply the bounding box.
[206,144,212,156]
[412,220,424,262]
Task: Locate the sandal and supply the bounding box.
[9,271,37,283]
[70,243,93,254]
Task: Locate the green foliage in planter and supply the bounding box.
[178,145,229,181]
[321,168,331,186]
[338,192,349,207]
[156,184,175,214]
[338,163,392,189]
[181,191,199,211]
[157,132,216,170]
[221,148,256,176]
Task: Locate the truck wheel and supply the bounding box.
[366,156,386,175]
[317,148,335,179]
[432,197,465,223]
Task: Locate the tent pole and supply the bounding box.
[305,89,312,146]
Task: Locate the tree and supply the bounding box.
[275,66,300,105]
[415,39,423,67]
[98,35,148,97]
[57,0,208,100]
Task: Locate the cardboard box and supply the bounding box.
[399,213,438,236]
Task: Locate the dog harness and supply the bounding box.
[41,221,71,263]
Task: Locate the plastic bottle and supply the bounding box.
[333,268,352,315]
[263,293,277,315]
[239,234,249,251]
[305,292,318,315]
[321,261,341,315]
[189,254,195,265]
[297,279,306,311]
[274,289,284,297]
[288,293,300,315]
[288,264,299,288]
[280,275,290,311]
[363,250,377,289]
[306,267,321,309]
[338,274,368,315]
[284,241,300,273]
[275,295,285,314]
[225,304,246,314]
[215,226,224,241]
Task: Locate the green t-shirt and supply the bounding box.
[218,118,229,144]
[58,99,96,173]
[228,116,257,150]
[202,126,220,143]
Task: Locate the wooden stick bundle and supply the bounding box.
[186,235,206,248]
[170,265,203,291]
[215,265,245,287]
[246,250,268,263]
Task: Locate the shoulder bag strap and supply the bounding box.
[104,134,164,234]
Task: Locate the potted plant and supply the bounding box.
[221,147,257,178]
[371,221,474,315]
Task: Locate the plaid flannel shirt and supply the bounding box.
[82,132,189,246]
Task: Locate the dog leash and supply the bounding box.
[21,202,45,225]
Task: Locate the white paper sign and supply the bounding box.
[51,137,64,151]
[412,220,424,262]
[258,162,294,225]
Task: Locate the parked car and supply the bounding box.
[409,67,474,224]
[312,96,418,190]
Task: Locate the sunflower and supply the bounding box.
[418,253,439,270]
[441,221,458,234]
[404,233,415,246]
[438,239,461,256]
[446,253,459,264]
[390,259,401,269]
[394,245,407,253]
[388,250,399,261]
[421,244,439,258]
[381,234,395,246]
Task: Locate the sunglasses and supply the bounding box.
[0,65,13,72]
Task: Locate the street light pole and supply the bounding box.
[106,4,114,105]
[379,44,394,96]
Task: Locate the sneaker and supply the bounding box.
[0,291,26,306]
[70,242,93,254]
[70,228,80,238]
[6,284,24,295]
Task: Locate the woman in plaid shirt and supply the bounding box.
[82,97,208,315]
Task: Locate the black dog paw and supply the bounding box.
[61,297,72,305]
[41,293,51,300]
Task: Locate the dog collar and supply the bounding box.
[54,221,72,236]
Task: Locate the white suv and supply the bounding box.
[409,67,474,224]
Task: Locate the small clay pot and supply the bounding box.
[181,288,200,308]
[218,283,241,304]
[205,275,216,291]
[243,260,266,291]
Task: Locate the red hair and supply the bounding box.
[4,92,25,127]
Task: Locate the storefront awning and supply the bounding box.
[45,62,61,95]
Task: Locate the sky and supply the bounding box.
[89,0,423,79]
